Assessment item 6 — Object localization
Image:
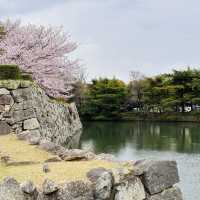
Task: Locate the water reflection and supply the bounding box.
[81,121,200,200]
[81,121,200,154]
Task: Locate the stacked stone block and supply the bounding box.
[0,80,82,147]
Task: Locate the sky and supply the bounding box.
[1,0,200,81]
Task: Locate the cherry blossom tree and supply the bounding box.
[0,25,5,55]
[0,20,80,99]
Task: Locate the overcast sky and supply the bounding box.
[1,0,200,81]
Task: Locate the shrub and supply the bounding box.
[0,65,21,80]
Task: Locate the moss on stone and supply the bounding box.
[0,80,35,90]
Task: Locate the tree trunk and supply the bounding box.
[181,103,185,113]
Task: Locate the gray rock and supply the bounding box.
[94,171,113,200]
[28,136,41,145]
[12,88,32,103]
[10,108,36,124]
[112,168,131,185]
[57,181,94,200]
[17,130,40,142]
[42,179,59,195]
[95,153,116,161]
[4,105,11,112]
[87,168,113,199]
[43,164,50,173]
[0,105,4,113]
[0,95,14,105]
[39,140,56,153]
[135,160,179,195]
[12,100,35,111]
[87,168,108,182]
[60,149,95,161]
[0,88,10,95]
[0,177,25,200]
[114,176,146,200]
[37,192,57,200]
[29,129,41,138]
[20,181,36,194]
[23,118,40,130]
[148,186,183,200]
[0,121,12,135]
[17,130,31,140]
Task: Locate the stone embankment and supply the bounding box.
[0,132,183,200]
[0,80,82,147]
[0,80,183,200]
[0,159,183,200]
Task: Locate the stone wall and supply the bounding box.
[0,80,82,147]
[0,160,183,200]
[0,80,184,200]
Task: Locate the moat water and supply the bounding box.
[81,121,200,200]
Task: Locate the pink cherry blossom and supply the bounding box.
[0,20,80,99]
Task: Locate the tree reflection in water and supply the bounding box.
[81,121,200,154]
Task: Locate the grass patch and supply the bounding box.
[0,134,52,162]
[0,134,123,186]
[0,160,119,186]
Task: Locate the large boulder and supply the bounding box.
[0,88,10,95]
[0,121,12,135]
[95,153,116,161]
[114,176,146,200]
[11,88,32,103]
[0,95,14,105]
[20,180,36,194]
[57,181,94,200]
[134,160,179,195]
[23,118,40,130]
[42,179,59,195]
[20,180,38,200]
[39,140,56,152]
[112,168,131,185]
[87,168,113,200]
[60,149,95,161]
[0,177,25,200]
[148,186,183,200]
[17,130,40,141]
[0,105,5,113]
[9,108,36,124]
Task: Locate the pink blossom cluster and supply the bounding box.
[0,20,79,99]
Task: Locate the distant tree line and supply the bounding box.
[74,68,200,120]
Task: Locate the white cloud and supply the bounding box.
[1,0,200,81]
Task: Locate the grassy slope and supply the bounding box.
[0,135,122,186]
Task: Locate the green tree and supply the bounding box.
[142,68,199,113]
[170,68,195,112]
[82,78,127,120]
